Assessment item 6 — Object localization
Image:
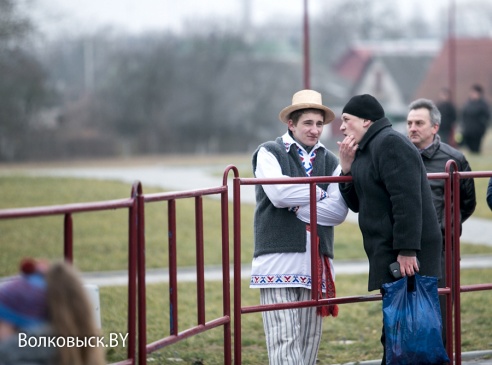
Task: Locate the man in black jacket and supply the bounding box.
[461,83,490,154]
[337,94,443,364]
[407,97,476,347]
[436,87,457,145]
[407,98,476,238]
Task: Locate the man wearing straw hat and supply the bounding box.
[251,89,348,365]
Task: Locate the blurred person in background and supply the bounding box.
[407,97,476,346]
[0,258,106,365]
[435,87,457,146]
[251,89,348,365]
[460,84,490,154]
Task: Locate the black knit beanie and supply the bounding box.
[342,94,385,121]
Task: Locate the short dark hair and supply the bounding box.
[471,83,484,95]
[408,98,441,126]
[289,108,325,124]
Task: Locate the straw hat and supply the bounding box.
[278,89,335,124]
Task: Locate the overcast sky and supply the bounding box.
[31,0,456,37]
[32,0,307,35]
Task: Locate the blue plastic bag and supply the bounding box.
[382,274,450,365]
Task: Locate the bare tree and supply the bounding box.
[0,0,32,45]
[0,0,49,161]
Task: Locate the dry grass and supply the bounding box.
[100,270,492,364]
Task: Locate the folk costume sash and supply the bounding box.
[297,145,338,317]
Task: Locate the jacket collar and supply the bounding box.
[358,117,392,151]
[420,134,441,159]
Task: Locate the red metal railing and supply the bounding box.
[0,162,491,365]
[0,181,142,365]
[0,172,236,365]
[232,174,382,365]
[452,169,492,365]
[232,162,490,365]
[136,165,238,365]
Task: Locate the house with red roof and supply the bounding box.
[414,37,492,108]
[329,40,439,138]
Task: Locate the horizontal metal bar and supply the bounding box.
[109,359,134,365]
[0,198,134,219]
[239,175,353,185]
[240,287,452,316]
[145,316,230,353]
[460,284,492,293]
[143,186,227,203]
[239,172,452,186]
[241,294,382,314]
[456,171,492,178]
[427,172,450,180]
[438,287,452,294]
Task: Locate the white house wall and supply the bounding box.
[353,58,407,118]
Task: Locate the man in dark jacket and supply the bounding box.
[436,87,457,146]
[407,97,476,347]
[408,98,476,238]
[337,94,443,364]
[461,83,490,154]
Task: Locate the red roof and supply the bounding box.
[414,38,492,107]
[333,48,372,84]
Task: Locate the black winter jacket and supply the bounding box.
[339,118,442,291]
[462,98,490,136]
[420,135,476,238]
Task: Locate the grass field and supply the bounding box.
[1,175,491,275]
[99,270,492,364]
[466,144,492,219]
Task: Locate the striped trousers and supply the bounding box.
[260,287,323,365]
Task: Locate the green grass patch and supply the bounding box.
[469,177,492,220]
[0,175,491,274]
[99,269,492,364]
[464,130,492,219]
[0,175,256,275]
[2,175,487,276]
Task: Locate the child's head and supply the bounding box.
[0,258,49,339]
[0,258,106,365]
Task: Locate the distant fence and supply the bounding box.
[0,162,491,365]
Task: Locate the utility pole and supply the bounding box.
[303,0,310,89]
[448,0,456,105]
[242,0,252,43]
[84,38,95,93]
